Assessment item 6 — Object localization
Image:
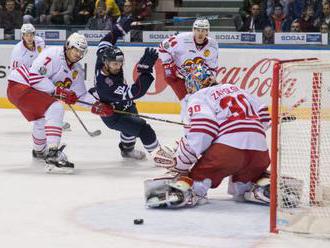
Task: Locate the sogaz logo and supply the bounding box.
[84,33,106,39]
[45,31,60,39]
[149,33,173,39]
[306,34,321,42]
[216,34,240,40]
[280,35,305,41]
[241,33,256,42]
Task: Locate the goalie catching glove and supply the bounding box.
[54,86,78,105]
[151,145,177,168]
[91,101,114,117]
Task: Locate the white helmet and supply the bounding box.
[21,23,35,34]
[65,33,88,57]
[193,18,210,30]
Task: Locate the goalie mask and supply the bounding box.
[185,64,212,94]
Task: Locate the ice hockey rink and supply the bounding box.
[1,108,330,248]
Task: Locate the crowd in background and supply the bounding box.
[236,0,330,44]
[0,0,330,43]
[0,0,153,39]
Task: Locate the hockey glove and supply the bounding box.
[55,86,78,105]
[91,102,114,117]
[163,62,177,80]
[137,47,158,74]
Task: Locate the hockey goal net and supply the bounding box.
[270,58,330,236]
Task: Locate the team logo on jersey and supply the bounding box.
[163,42,170,49]
[105,77,114,87]
[55,78,72,88]
[72,71,78,80]
[37,46,42,53]
[38,66,47,75]
[203,49,210,57]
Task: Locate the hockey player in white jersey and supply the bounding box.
[10,23,45,70]
[158,18,218,101]
[7,33,113,173]
[145,64,273,208]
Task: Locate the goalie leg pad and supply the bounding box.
[243,175,304,207]
[145,175,206,208]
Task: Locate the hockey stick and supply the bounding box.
[76,100,185,126]
[114,109,185,126]
[131,15,233,26]
[280,97,306,123]
[68,104,102,137]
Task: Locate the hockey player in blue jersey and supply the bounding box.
[93,46,160,160]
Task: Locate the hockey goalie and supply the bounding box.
[145,64,303,208]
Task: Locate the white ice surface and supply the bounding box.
[0,109,329,248]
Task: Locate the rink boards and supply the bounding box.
[1,43,330,113]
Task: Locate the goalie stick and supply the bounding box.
[68,104,102,137]
[131,14,233,27]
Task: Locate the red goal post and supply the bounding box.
[270,58,330,236]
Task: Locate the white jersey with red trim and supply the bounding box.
[8,46,95,105]
[159,32,218,77]
[175,84,270,171]
[10,36,45,70]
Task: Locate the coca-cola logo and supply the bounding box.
[132,58,298,99]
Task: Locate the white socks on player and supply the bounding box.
[44,101,64,147]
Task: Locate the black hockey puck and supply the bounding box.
[134,219,144,225]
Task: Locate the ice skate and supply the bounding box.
[44,145,74,174]
[32,149,46,160]
[119,143,146,160]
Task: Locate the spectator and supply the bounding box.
[115,0,124,9]
[0,0,22,39]
[116,0,137,39]
[320,22,329,33]
[37,0,52,24]
[132,0,152,21]
[85,1,112,30]
[268,3,291,32]
[239,0,265,21]
[263,25,274,44]
[290,19,302,32]
[298,5,318,32]
[95,0,120,19]
[315,2,330,28]
[22,0,35,23]
[46,0,74,25]
[305,0,323,18]
[240,4,268,32]
[74,0,95,25]
[264,0,304,20]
